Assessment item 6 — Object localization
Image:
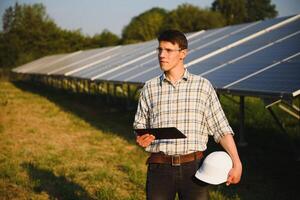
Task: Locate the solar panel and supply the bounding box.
[114,16,294,84]
[104,56,158,81]
[91,28,239,81]
[202,26,300,88]
[13,53,70,73]
[69,45,136,78]
[188,19,300,75]
[185,15,296,68]
[71,41,156,79]
[47,47,117,75]
[11,15,300,100]
[226,55,300,98]
[104,26,251,82]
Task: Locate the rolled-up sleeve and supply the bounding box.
[204,82,234,143]
[133,87,150,133]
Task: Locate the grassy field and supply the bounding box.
[0,80,299,200]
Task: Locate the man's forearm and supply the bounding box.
[219,134,242,167]
[219,134,242,185]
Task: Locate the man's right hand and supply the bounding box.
[136,134,155,148]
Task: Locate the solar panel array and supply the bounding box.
[13,15,300,100]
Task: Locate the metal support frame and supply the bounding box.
[266,106,287,134]
[264,98,299,134]
[278,102,300,120]
[264,97,300,160]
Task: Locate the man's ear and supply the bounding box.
[180,49,187,60]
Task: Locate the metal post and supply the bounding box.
[106,82,110,104]
[127,84,131,110]
[75,79,79,93]
[238,96,247,146]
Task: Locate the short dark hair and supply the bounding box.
[158,29,188,50]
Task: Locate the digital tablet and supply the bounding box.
[134,127,186,139]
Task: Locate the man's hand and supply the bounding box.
[226,161,242,186]
[136,134,155,148]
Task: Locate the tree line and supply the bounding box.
[0,0,277,69]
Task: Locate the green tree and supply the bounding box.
[211,0,278,25]
[1,3,58,67]
[0,3,103,69]
[122,7,167,44]
[92,29,120,47]
[245,0,278,22]
[212,0,247,25]
[163,3,226,33]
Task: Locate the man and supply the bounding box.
[133,29,242,200]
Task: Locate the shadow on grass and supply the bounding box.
[21,162,95,200]
[12,80,136,144]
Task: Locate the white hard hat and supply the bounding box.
[195,151,232,185]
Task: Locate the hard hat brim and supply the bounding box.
[195,169,227,185]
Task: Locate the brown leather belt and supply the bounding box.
[147,151,203,166]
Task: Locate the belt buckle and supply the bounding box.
[171,155,181,166]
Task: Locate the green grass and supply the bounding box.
[0,81,146,200]
[0,80,299,200]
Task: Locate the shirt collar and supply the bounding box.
[160,69,190,85]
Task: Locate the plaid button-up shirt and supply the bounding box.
[133,70,234,155]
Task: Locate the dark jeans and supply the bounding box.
[146,159,209,200]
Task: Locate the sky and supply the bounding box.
[0,0,299,36]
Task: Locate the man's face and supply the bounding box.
[157,41,186,72]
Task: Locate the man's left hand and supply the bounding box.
[226,163,242,186]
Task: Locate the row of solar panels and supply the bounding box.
[13,15,300,100]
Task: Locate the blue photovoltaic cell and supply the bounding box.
[50,47,115,75]
[70,44,137,78]
[203,32,300,88]
[185,16,290,65]
[100,52,158,81]
[100,56,156,81]
[72,41,155,79]
[33,49,106,74]
[92,41,157,80]
[188,17,300,76]
[228,55,300,96]
[128,66,162,84]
